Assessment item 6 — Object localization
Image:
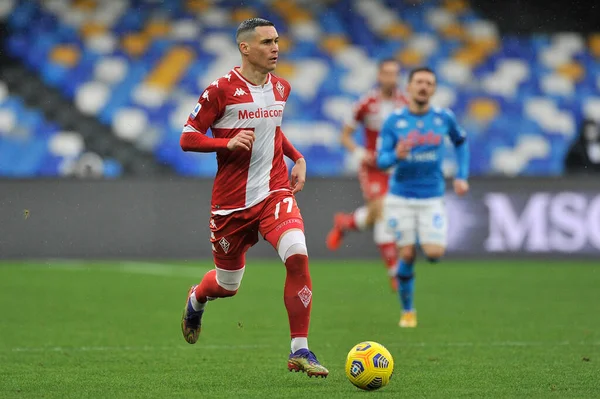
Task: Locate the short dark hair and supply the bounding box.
[236,18,275,44]
[378,58,399,69]
[408,67,436,82]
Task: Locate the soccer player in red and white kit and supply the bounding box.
[326,59,407,290]
[179,18,328,377]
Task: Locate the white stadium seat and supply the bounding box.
[49,131,85,157]
[94,56,128,85]
[112,107,148,141]
[75,81,111,116]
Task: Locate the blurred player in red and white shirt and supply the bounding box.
[179,18,328,377]
[326,59,407,290]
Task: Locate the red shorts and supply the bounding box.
[358,166,389,201]
[209,191,304,270]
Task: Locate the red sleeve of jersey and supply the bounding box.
[180,131,229,152]
[281,131,303,162]
[282,79,292,101]
[347,96,369,127]
[180,83,229,152]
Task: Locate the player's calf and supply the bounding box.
[278,231,313,351]
[268,228,329,376]
[374,218,399,291]
[395,245,417,327]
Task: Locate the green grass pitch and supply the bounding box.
[1,259,599,398]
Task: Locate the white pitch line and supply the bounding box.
[7,341,599,354]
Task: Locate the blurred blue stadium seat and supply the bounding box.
[0,87,122,177]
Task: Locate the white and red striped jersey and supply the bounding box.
[346,88,408,152]
[184,68,292,215]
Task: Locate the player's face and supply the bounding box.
[378,61,400,92]
[246,26,279,73]
[407,71,436,105]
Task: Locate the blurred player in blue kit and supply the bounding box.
[377,67,470,328]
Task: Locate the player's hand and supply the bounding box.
[290,158,306,194]
[227,130,255,151]
[453,179,469,196]
[395,139,412,159]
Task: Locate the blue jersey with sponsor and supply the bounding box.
[376,106,469,199]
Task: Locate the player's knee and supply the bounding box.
[285,243,308,261]
[278,230,308,262]
[215,266,245,293]
[400,246,416,264]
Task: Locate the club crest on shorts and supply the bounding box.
[433,213,444,229]
[388,218,397,229]
[298,285,312,308]
[219,237,230,254]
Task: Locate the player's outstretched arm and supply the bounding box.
[454,140,469,180]
[453,140,470,196]
[344,96,377,167]
[340,124,358,153]
[446,109,470,196]
[340,124,373,166]
[376,118,399,169]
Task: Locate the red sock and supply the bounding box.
[378,242,398,275]
[194,269,237,303]
[284,254,312,338]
